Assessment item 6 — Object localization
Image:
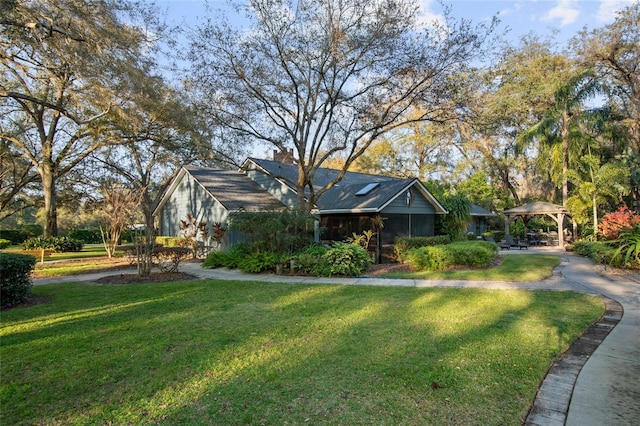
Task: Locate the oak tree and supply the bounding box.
[0,0,163,235]
[189,0,496,211]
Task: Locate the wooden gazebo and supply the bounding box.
[504,202,576,247]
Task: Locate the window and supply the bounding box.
[355,182,379,196]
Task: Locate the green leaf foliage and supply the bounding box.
[202,250,228,269]
[322,243,372,276]
[0,253,36,308]
[394,235,451,262]
[238,251,280,273]
[611,226,640,268]
[21,237,83,252]
[406,245,455,271]
[228,210,316,254]
[406,241,498,271]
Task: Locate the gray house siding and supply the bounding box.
[159,173,231,249]
[244,168,298,209]
[381,188,436,214]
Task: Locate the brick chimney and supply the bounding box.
[273,148,295,164]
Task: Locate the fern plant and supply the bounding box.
[611,225,640,268]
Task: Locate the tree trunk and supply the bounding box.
[137,196,156,277]
[40,163,58,237]
[296,162,310,212]
[593,192,598,238]
[561,113,570,206]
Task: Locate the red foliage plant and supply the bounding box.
[599,206,640,240]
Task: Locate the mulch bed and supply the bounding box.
[92,272,199,285]
[365,263,413,275]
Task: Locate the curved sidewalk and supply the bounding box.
[33,250,640,425]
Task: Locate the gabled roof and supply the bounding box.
[242,157,396,190]
[504,202,567,216]
[154,166,285,216]
[187,167,285,212]
[241,157,447,214]
[471,205,497,217]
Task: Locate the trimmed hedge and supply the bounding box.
[155,236,187,248]
[68,229,103,244]
[394,235,451,262]
[572,241,615,264]
[447,241,498,267]
[0,239,11,249]
[405,241,498,271]
[0,253,36,308]
[0,227,42,245]
[406,245,454,271]
[22,236,83,252]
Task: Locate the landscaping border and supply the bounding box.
[525,295,623,425]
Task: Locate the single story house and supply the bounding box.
[467,205,497,236]
[154,155,448,255]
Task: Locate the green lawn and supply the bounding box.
[5,244,107,259]
[31,256,130,277]
[1,279,603,425]
[382,254,563,281]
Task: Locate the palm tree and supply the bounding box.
[522,69,600,205]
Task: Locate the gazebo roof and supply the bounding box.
[504,201,567,216]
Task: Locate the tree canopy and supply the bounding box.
[1,0,639,241]
[188,0,497,211]
[0,0,169,236]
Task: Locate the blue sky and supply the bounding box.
[155,0,637,47]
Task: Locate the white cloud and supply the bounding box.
[498,1,524,17]
[596,0,635,22]
[542,0,581,26]
[416,0,447,31]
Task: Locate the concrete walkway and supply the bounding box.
[32,248,640,425]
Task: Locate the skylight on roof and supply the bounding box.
[355,182,379,196]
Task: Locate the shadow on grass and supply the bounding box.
[0,280,603,425]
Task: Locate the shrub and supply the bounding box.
[68,229,102,244]
[222,243,252,269]
[0,253,36,308]
[447,241,497,268]
[0,225,43,245]
[394,235,451,262]
[202,250,228,269]
[22,236,83,252]
[238,251,279,273]
[152,246,191,272]
[292,244,329,275]
[573,241,616,265]
[406,246,455,271]
[227,210,316,254]
[610,226,640,268]
[155,236,186,248]
[322,242,372,276]
[0,239,11,249]
[599,206,640,240]
[482,230,505,242]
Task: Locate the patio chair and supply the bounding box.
[506,234,529,250]
[484,235,510,250]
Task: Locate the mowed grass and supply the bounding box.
[31,256,131,278]
[382,254,563,281]
[1,279,602,425]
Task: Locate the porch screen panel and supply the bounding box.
[410,214,432,237]
[382,214,409,244]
